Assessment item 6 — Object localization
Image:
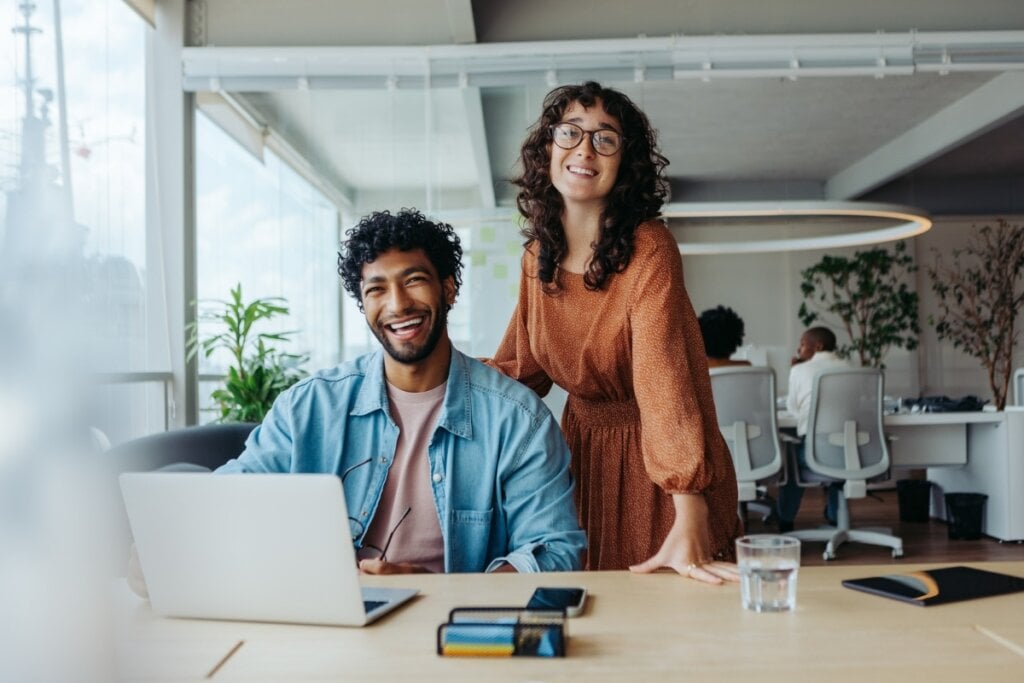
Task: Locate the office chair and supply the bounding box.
[1014,368,1024,407]
[709,367,786,525]
[785,368,903,560]
[105,422,258,574]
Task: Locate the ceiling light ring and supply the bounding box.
[664,201,932,255]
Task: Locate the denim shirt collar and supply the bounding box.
[350,345,473,441]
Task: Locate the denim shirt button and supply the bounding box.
[432,472,443,483]
[360,510,368,517]
[379,455,387,464]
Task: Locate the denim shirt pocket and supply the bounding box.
[449,507,494,572]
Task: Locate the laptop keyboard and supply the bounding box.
[363,599,387,613]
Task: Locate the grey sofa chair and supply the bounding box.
[106,422,258,573]
[107,422,257,474]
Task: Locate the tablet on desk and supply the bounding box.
[842,566,1024,607]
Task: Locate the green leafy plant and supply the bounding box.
[927,219,1024,410]
[798,240,920,367]
[187,284,308,423]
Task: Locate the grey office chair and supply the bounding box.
[1014,367,1024,407]
[105,422,258,574]
[709,367,786,523]
[786,368,903,560]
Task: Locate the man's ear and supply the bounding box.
[443,277,456,307]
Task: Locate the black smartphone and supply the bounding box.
[526,586,587,617]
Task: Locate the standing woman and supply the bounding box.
[487,82,740,583]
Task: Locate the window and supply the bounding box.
[194,111,342,423]
[0,0,155,445]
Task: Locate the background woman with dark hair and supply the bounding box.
[486,82,740,584]
[698,305,753,369]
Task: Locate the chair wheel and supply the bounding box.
[823,551,834,561]
[892,549,903,559]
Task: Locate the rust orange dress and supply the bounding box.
[488,221,740,569]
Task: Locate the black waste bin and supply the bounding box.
[896,479,932,522]
[944,492,988,540]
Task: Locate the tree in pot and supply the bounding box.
[927,219,1024,410]
[187,283,309,423]
[798,240,920,367]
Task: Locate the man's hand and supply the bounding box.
[358,558,432,575]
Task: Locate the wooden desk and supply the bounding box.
[115,562,1024,681]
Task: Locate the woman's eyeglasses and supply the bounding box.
[549,121,624,156]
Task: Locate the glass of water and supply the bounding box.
[736,535,801,612]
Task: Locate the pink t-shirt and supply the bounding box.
[357,381,446,572]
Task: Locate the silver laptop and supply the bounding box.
[119,472,418,626]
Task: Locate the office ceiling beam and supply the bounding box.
[442,0,493,207]
[445,0,476,44]
[826,71,1024,199]
[460,86,496,208]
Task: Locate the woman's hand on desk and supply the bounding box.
[628,493,740,585]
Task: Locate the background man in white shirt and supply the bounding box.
[777,327,850,532]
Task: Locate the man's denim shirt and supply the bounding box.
[218,346,585,573]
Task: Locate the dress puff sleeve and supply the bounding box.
[482,247,554,398]
[628,224,725,494]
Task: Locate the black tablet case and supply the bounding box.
[842,566,1024,606]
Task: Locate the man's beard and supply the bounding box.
[371,299,448,365]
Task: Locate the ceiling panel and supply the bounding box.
[198,1,1024,214]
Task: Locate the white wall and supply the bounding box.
[678,214,1024,403]
[913,215,1024,399]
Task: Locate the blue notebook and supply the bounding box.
[842,566,1024,607]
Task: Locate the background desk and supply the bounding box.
[116,563,1024,681]
[775,410,1003,467]
[777,409,1024,541]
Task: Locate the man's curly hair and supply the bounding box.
[337,209,463,312]
[698,306,746,359]
[513,81,670,293]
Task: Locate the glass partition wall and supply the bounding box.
[192,84,535,423]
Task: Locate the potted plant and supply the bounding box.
[927,219,1024,410]
[187,283,309,423]
[798,240,920,367]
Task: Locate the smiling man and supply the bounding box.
[217,209,585,574]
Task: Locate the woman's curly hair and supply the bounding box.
[698,306,746,359]
[337,209,463,312]
[513,81,670,292]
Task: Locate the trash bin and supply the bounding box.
[944,492,988,540]
[896,479,932,522]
